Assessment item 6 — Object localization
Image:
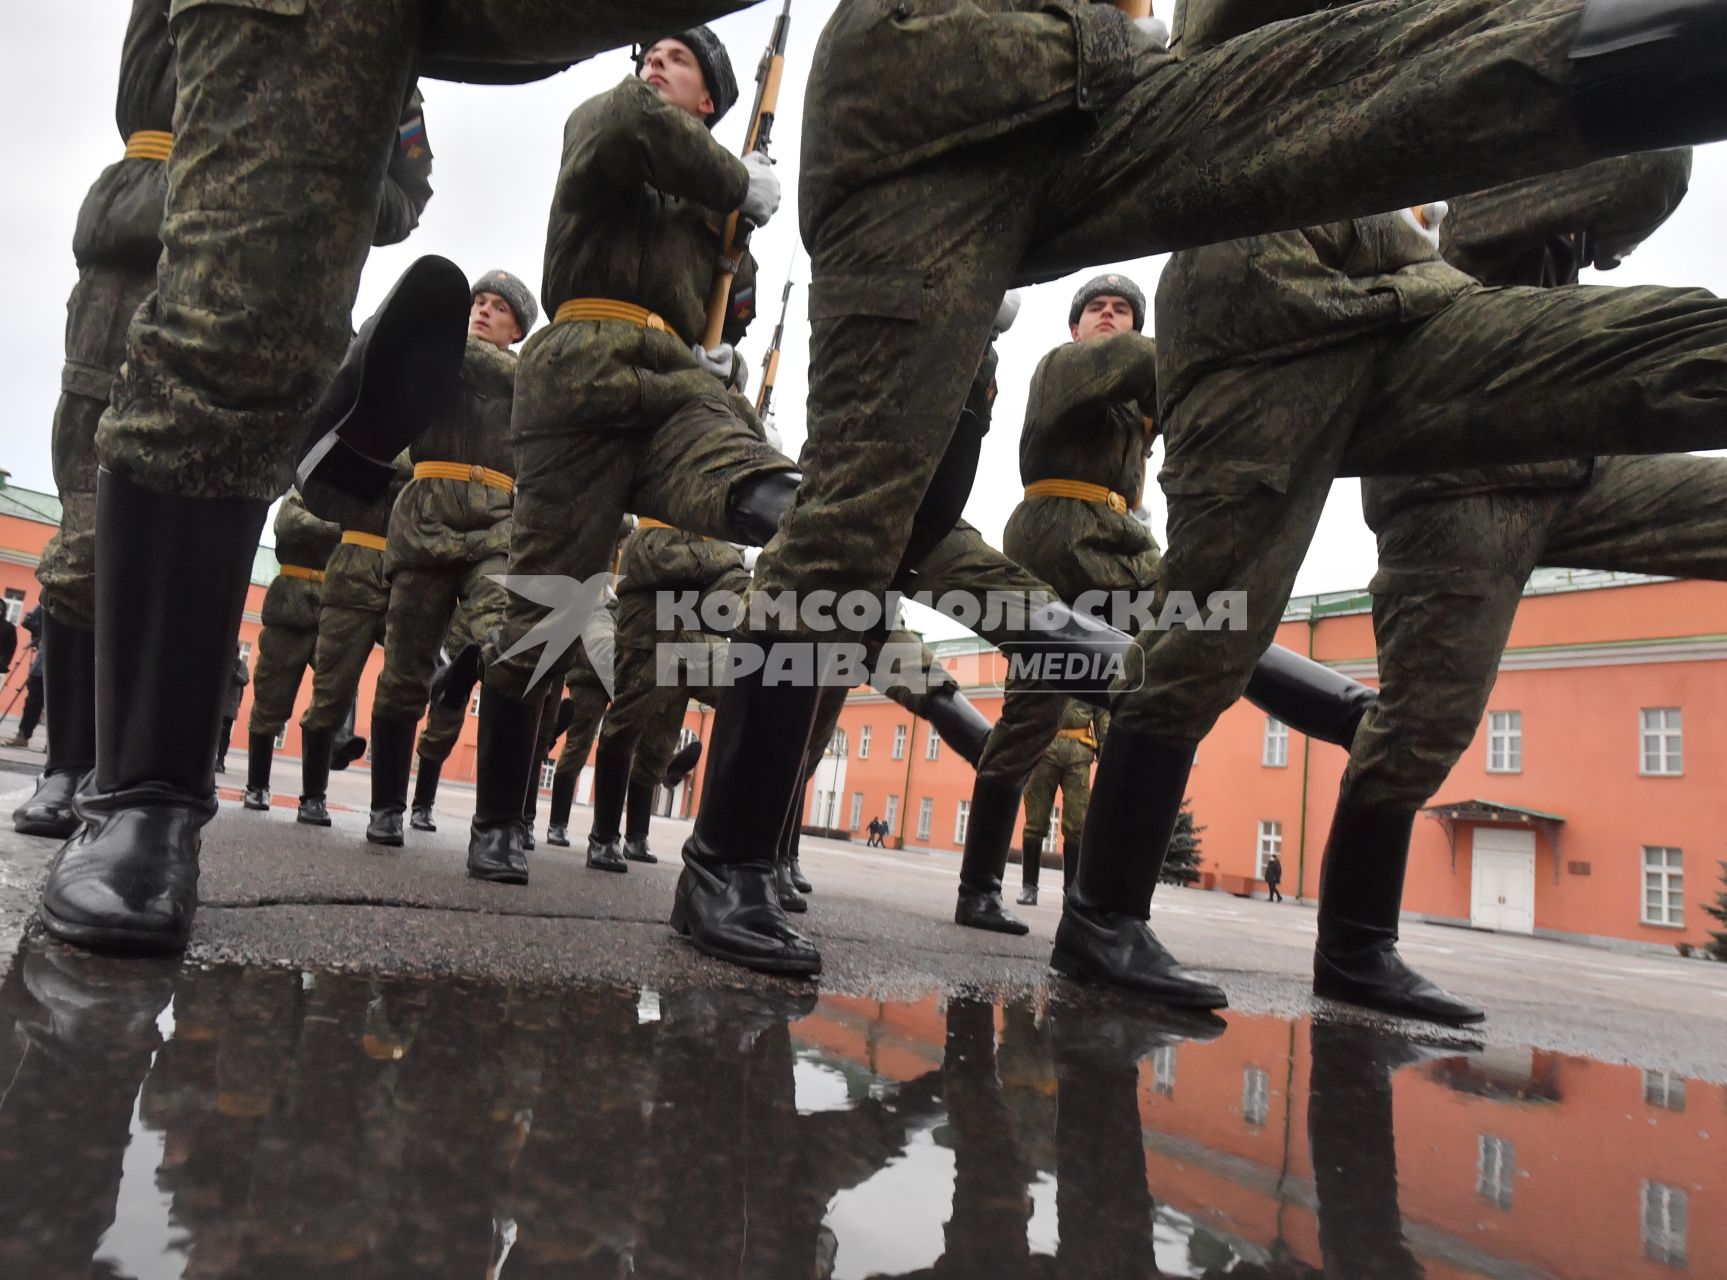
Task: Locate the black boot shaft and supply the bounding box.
[958,777,1023,893]
[367,715,418,816]
[411,755,443,810]
[1072,727,1194,919]
[300,727,334,802]
[587,735,632,844]
[246,733,276,794]
[41,613,96,777]
[921,684,992,768]
[473,685,545,826]
[548,768,577,827]
[1019,835,1042,891]
[1243,645,1376,748]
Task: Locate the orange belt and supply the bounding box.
[553,297,673,333]
[1058,727,1099,750]
[124,130,172,161]
[635,517,708,541]
[413,460,515,494]
[1024,478,1129,515]
[341,531,387,552]
[278,564,325,584]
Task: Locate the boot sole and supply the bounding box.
[38,904,190,956]
[624,854,659,864]
[586,859,629,874]
[296,814,333,828]
[1049,944,1229,1010]
[410,821,437,833]
[467,865,529,886]
[1311,977,1486,1027]
[669,899,823,977]
[545,837,570,847]
[242,801,270,812]
[778,896,809,914]
[366,832,405,847]
[955,913,1031,936]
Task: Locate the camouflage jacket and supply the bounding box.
[616,525,749,651]
[260,491,340,631]
[1366,152,1691,526]
[1045,698,1107,766]
[388,338,517,572]
[1003,334,1161,600]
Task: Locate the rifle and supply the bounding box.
[1115,0,1153,17]
[701,0,792,350]
[754,273,795,419]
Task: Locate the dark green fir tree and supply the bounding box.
[1160,795,1205,886]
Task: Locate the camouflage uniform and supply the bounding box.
[1021,701,1104,852]
[373,337,517,725]
[757,0,1645,643]
[300,462,410,735]
[414,597,488,767]
[978,332,1159,791]
[247,492,340,738]
[483,76,795,703]
[35,0,172,630]
[96,0,751,501]
[1347,151,1727,809]
[1145,187,1727,746]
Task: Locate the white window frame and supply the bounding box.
[237,640,254,667]
[849,792,864,832]
[1641,846,1684,928]
[469,688,482,717]
[925,729,941,760]
[1642,1069,1687,1112]
[1262,716,1289,768]
[1255,820,1283,879]
[829,728,848,758]
[954,799,970,844]
[2,588,25,624]
[274,724,289,750]
[1476,1135,1514,1210]
[1640,707,1683,777]
[1152,1046,1177,1097]
[916,796,933,841]
[1487,710,1522,773]
[1045,809,1061,854]
[858,725,871,759]
[1641,1181,1687,1268]
[539,759,556,790]
[892,724,907,760]
[883,794,899,834]
[1242,1066,1270,1127]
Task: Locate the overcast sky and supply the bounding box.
[7,3,1727,639]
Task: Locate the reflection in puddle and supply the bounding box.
[0,941,1717,1278]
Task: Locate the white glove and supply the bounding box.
[691,341,735,381]
[1135,15,1170,46]
[762,414,783,453]
[993,289,1023,336]
[740,545,762,573]
[739,151,782,227]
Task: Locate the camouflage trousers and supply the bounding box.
[599,636,724,790]
[1139,281,1727,744]
[1022,745,1093,847]
[246,622,317,738]
[94,0,753,498]
[486,379,791,703]
[1347,454,1727,809]
[762,0,1607,641]
[414,593,489,763]
[37,261,155,628]
[374,556,509,723]
[550,684,610,782]
[302,545,388,734]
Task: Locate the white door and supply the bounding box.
[1470,828,1536,934]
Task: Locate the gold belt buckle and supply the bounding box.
[1108,491,1128,515]
[469,465,485,483]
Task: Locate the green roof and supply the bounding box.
[0,483,63,525]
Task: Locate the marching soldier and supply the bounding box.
[675,0,1727,983]
[1313,148,1724,1026]
[1015,702,1104,908]
[241,491,341,812]
[294,459,412,831]
[468,27,802,890]
[406,601,490,834]
[364,271,530,846]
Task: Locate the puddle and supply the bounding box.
[0,941,1717,1278]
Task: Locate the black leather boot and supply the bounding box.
[243,732,274,811]
[662,738,702,788]
[297,727,334,826]
[772,806,807,913]
[622,777,658,863]
[466,684,542,885]
[1062,836,1079,893]
[520,773,539,852]
[1052,726,1226,1009]
[920,683,992,768]
[331,697,366,771]
[954,777,1029,935]
[410,755,441,831]
[1016,832,1041,907]
[13,613,95,838]
[38,470,267,954]
[786,824,812,894]
[545,769,575,846]
[429,639,484,712]
[1570,0,1727,155]
[726,470,803,546]
[1314,786,1485,1026]
[1243,645,1376,748]
[585,735,631,873]
[672,658,823,976]
[366,715,416,847]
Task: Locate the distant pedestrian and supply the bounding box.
[5,606,44,749]
[1265,854,1284,904]
[218,645,250,774]
[866,817,885,849]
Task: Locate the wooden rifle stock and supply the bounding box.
[755,275,794,418]
[1116,0,1153,17]
[701,1,792,349]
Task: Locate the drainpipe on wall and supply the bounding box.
[1295,610,1316,901]
[896,713,916,849]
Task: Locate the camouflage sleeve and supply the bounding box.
[373,88,434,247]
[558,76,750,216]
[275,490,322,545]
[1442,150,1694,280]
[1028,332,1159,424]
